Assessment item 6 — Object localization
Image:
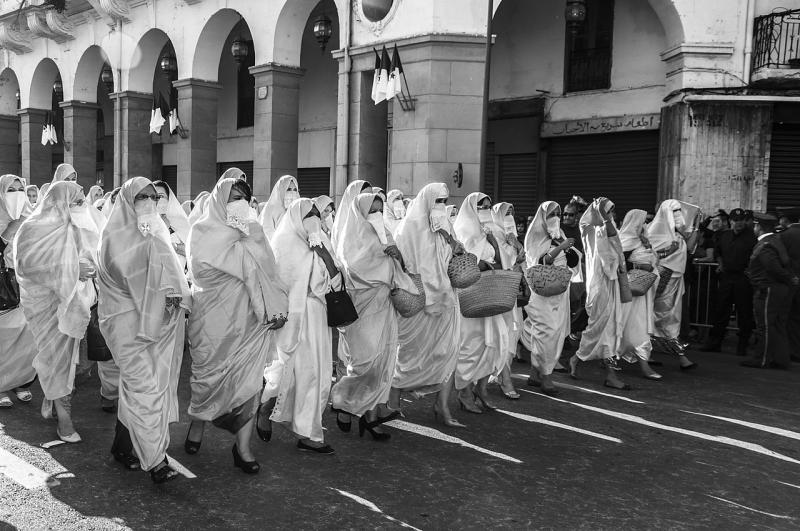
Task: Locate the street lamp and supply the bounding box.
[565,0,587,35]
[313,13,333,53]
[159,52,178,77]
[230,37,249,67]
[101,64,114,92]
[53,78,63,100]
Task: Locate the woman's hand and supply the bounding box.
[451,240,465,255]
[265,315,287,330]
[478,260,494,271]
[384,245,404,264]
[78,259,95,282]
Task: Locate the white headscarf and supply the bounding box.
[394,183,456,313]
[619,209,648,253]
[524,201,563,266]
[453,192,494,262]
[1,175,34,248]
[647,199,686,273]
[257,175,299,240]
[188,191,210,226]
[383,189,404,236]
[331,180,371,250]
[154,182,191,245]
[51,163,77,185]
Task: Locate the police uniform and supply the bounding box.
[703,208,757,355]
[777,207,800,363]
[741,213,795,369]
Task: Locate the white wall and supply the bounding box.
[489,0,668,121]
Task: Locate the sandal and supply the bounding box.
[14,389,32,402]
[0,394,12,408]
[150,458,179,484]
[112,451,141,471]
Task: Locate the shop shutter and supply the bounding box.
[158,165,178,195]
[216,161,254,188]
[767,123,800,211]
[547,130,659,217]
[497,153,538,218]
[297,167,331,198]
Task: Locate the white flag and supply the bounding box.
[375,46,390,104]
[370,49,381,104]
[168,109,181,134]
[385,44,404,101]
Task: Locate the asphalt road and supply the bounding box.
[1,347,798,530]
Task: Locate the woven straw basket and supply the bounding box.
[628,269,657,297]
[447,252,481,289]
[458,269,522,318]
[390,273,426,318]
[525,265,572,297]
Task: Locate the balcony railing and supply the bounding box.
[752,8,800,71]
[565,47,612,93]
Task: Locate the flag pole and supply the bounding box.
[478,0,493,195]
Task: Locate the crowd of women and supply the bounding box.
[0,164,698,484]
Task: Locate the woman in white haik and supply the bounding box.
[0,175,38,409]
[452,192,508,413]
[617,209,662,380]
[647,200,698,371]
[14,181,98,442]
[152,180,191,271]
[257,175,299,241]
[389,183,465,428]
[383,189,405,237]
[268,198,341,454]
[330,192,414,440]
[568,198,630,390]
[314,195,336,238]
[490,201,525,399]
[522,201,579,395]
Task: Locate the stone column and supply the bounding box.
[60,100,98,190]
[0,114,20,176]
[173,78,220,198]
[336,35,486,206]
[250,64,303,198]
[109,91,152,185]
[18,108,51,187]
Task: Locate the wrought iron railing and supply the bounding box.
[752,8,800,71]
[565,47,612,92]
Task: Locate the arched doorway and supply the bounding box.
[0,68,21,176]
[22,59,62,186]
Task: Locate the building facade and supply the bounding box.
[0,0,798,215]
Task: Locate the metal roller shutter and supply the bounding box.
[297,167,331,198]
[158,165,178,195]
[497,153,538,218]
[547,130,659,216]
[767,124,800,211]
[217,161,254,188]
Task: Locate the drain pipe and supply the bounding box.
[113,19,122,188]
[742,0,755,86]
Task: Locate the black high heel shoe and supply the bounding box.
[358,416,391,441]
[232,444,260,474]
[184,421,202,455]
[150,458,179,484]
[110,447,140,470]
[472,391,498,410]
[330,406,352,433]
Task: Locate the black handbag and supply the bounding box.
[86,282,113,361]
[325,274,358,327]
[0,249,20,311]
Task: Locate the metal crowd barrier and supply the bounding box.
[686,260,739,333]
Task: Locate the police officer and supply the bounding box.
[778,206,800,363]
[740,213,797,369]
[702,208,757,356]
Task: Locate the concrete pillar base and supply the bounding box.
[18,108,52,187]
[60,100,99,190]
[109,91,153,186]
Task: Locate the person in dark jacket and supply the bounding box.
[740,213,798,369]
[701,208,758,356]
[777,207,800,362]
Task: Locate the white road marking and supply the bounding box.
[0,447,51,490]
[385,420,522,463]
[530,393,800,465]
[40,440,67,449]
[165,454,196,479]
[496,409,622,443]
[777,481,800,490]
[512,373,644,404]
[683,411,800,441]
[706,495,795,520]
[331,488,422,530]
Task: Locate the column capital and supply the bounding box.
[249,63,305,78]
[58,100,100,111]
[108,91,153,103]
[17,107,49,118]
[172,78,222,91]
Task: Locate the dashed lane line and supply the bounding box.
[385,419,523,463]
[496,409,622,443]
[706,495,795,520]
[683,410,800,441]
[512,373,645,404]
[777,481,800,490]
[528,392,800,465]
[331,488,422,530]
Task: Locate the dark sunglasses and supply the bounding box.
[134,193,159,202]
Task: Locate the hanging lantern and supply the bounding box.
[565,0,587,35]
[53,78,63,100]
[313,13,333,53]
[101,64,114,92]
[230,38,249,66]
[159,52,178,76]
